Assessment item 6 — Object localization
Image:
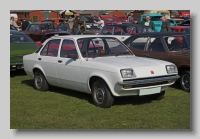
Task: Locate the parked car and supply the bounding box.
[23,22,69,41]
[123,32,190,92]
[97,24,154,41]
[103,18,128,25]
[10,30,38,71]
[180,19,190,26]
[171,26,190,33]
[140,14,177,32]
[23,35,179,108]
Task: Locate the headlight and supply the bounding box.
[120,69,136,78]
[166,65,178,74]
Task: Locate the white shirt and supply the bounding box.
[144,21,150,26]
[100,20,105,28]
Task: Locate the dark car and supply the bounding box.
[123,32,190,92]
[98,24,154,41]
[23,22,69,41]
[180,19,190,26]
[10,30,38,70]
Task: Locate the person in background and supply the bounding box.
[127,12,134,24]
[72,16,82,35]
[94,16,105,31]
[160,15,171,32]
[28,19,32,24]
[21,18,30,31]
[134,15,155,31]
[10,16,20,29]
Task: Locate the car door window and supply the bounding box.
[128,37,148,50]
[60,39,78,58]
[113,27,124,35]
[102,26,113,35]
[147,37,166,52]
[28,25,35,31]
[127,26,136,34]
[163,36,189,51]
[40,39,61,57]
[35,25,40,32]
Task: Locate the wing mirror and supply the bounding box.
[68,54,78,61]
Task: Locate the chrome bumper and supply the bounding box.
[117,75,180,86]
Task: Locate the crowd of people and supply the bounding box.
[10,17,32,31]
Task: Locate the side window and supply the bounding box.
[113,27,124,35]
[147,37,166,52]
[40,24,46,30]
[40,39,61,57]
[28,25,35,31]
[128,37,148,50]
[102,26,113,35]
[164,36,189,51]
[88,39,105,54]
[127,26,136,34]
[60,39,78,58]
[35,25,40,32]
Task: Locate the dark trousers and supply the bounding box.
[72,27,79,35]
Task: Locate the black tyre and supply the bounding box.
[34,70,49,91]
[180,70,190,92]
[92,79,114,108]
[145,91,165,100]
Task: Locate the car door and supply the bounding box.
[37,39,61,86]
[143,37,169,61]
[25,24,36,41]
[126,37,149,57]
[34,24,43,41]
[56,39,83,92]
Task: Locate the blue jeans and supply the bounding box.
[72,27,79,35]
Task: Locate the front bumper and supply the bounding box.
[117,75,180,86]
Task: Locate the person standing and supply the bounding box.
[134,15,155,31]
[21,18,30,31]
[10,16,20,29]
[127,12,134,24]
[160,16,171,32]
[94,16,105,31]
[72,16,82,35]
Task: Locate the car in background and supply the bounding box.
[103,18,128,25]
[10,30,38,71]
[171,26,190,33]
[23,35,179,108]
[97,24,154,41]
[123,32,190,92]
[23,22,69,41]
[172,18,186,25]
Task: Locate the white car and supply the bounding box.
[23,35,179,108]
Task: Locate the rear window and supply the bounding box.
[10,34,34,43]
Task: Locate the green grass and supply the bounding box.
[10,70,190,129]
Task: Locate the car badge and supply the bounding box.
[150,71,154,74]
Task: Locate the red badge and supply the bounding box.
[151,71,154,74]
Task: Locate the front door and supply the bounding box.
[57,39,83,92]
[37,39,61,86]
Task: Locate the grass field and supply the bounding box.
[10,70,190,129]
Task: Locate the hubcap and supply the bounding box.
[35,73,43,89]
[181,74,190,90]
[94,86,106,104]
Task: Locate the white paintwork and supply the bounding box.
[23,35,178,97]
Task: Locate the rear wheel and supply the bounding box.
[145,91,165,100]
[92,79,114,108]
[180,70,190,92]
[34,70,49,91]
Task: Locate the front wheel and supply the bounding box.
[180,70,190,92]
[92,79,114,108]
[145,91,165,100]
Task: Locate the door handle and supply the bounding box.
[58,60,62,63]
[143,54,149,57]
[38,58,41,60]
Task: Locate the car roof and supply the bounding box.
[50,35,120,40]
[10,30,25,35]
[131,32,189,37]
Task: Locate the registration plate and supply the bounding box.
[139,87,161,96]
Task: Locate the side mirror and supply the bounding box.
[68,53,77,60]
